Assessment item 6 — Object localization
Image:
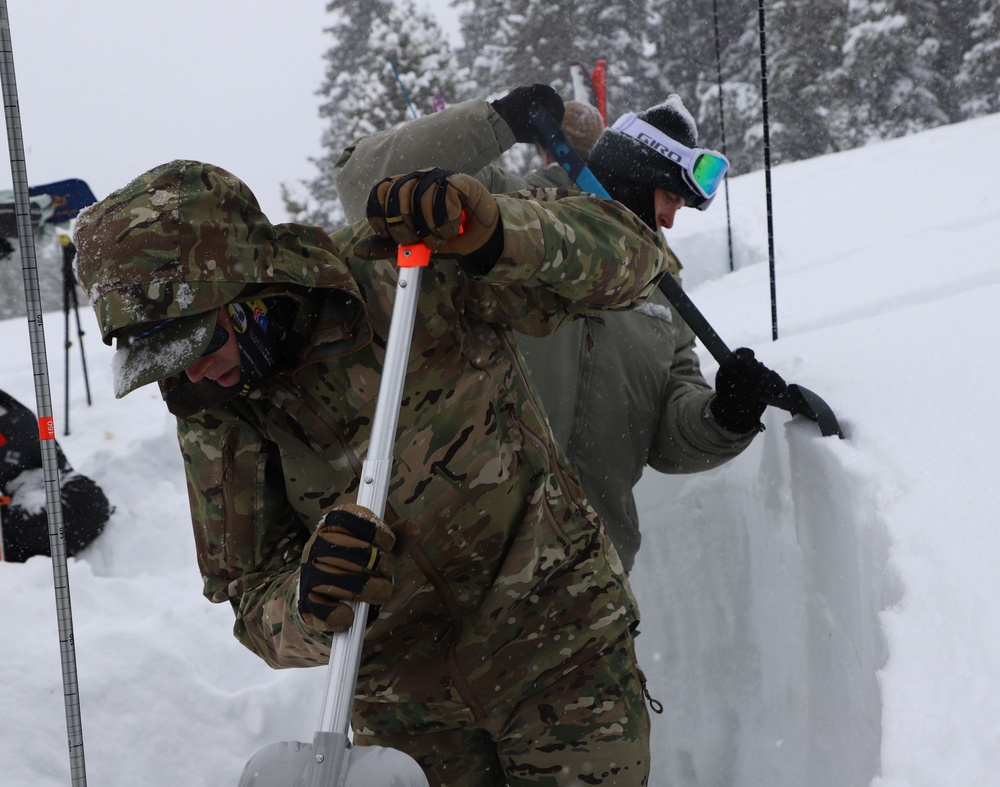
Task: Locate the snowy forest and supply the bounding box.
[288,0,1000,228]
[3,0,998,319]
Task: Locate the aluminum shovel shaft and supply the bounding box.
[320,250,427,737]
[238,245,431,787]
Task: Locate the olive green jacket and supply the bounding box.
[333,99,756,571]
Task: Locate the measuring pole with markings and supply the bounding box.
[0,3,88,784]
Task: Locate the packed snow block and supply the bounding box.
[631,407,895,787]
[785,419,895,786]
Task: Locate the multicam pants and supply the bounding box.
[352,631,651,786]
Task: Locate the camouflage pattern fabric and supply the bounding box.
[352,631,650,786]
[74,160,667,780]
[333,98,756,574]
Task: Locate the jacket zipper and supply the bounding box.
[494,325,591,526]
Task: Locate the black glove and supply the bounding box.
[710,347,787,433]
[491,84,565,144]
[358,168,503,272]
[298,504,397,633]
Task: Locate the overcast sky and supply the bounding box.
[2,2,454,225]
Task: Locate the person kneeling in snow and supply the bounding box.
[0,388,110,562]
[74,160,668,785]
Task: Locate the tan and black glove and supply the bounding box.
[357,168,503,273]
[298,503,397,633]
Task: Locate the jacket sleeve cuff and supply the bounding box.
[457,220,505,277]
[488,103,518,152]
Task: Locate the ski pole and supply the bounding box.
[386,55,419,120]
[0,2,88,783]
[529,105,842,438]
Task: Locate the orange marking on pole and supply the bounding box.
[397,244,431,268]
[38,416,55,440]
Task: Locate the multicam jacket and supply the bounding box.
[74,160,665,718]
[334,99,757,571]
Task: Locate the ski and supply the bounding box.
[591,58,607,123]
[568,59,607,123]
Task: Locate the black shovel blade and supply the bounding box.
[763,384,843,438]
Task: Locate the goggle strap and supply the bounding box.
[612,112,698,170]
[611,112,729,199]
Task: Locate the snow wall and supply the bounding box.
[631,406,901,786]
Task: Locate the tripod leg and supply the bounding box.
[71,285,92,406]
[63,253,72,436]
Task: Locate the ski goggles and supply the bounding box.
[611,112,730,202]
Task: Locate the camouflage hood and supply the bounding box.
[73,159,365,396]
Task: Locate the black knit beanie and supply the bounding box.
[589,94,703,227]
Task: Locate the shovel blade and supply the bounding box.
[238,731,428,787]
[342,746,430,787]
[762,383,843,438]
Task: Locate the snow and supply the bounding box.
[2,111,999,786]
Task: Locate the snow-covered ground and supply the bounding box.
[2,112,998,786]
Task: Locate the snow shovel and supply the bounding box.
[528,104,843,439]
[655,273,843,438]
[238,243,432,787]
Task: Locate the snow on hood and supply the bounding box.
[73,159,364,345]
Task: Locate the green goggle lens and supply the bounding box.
[691,153,729,197]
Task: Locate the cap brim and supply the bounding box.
[111,311,218,398]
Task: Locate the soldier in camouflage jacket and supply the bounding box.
[74,160,667,785]
[334,88,765,573]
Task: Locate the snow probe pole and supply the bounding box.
[529,106,843,439]
[238,246,430,787]
[758,0,779,340]
[0,2,89,783]
[711,0,735,273]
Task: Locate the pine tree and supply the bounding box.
[286,0,467,229]
[461,0,545,98]
[459,0,655,116]
[575,0,657,116]
[827,0,950,149]
[291,0,1000,210]
[756,0,848,162]
[647,0,726,115]
[697,3,769,176]
[955,0,1000,118]
[457,0,658,174]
